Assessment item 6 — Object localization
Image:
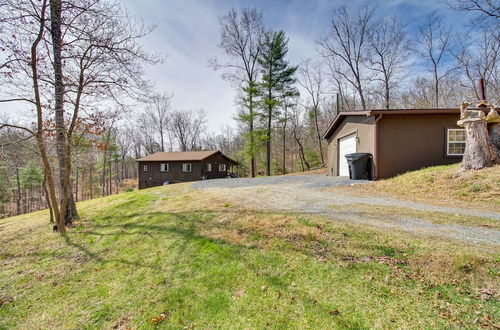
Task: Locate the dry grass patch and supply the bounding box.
[332,164,500,210]
[284,168,327,176]
[336,203,500,229]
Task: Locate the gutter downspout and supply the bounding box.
[373,114,383,180]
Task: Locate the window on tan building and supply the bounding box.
[447,129,466,156]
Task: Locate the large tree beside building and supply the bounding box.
[257,30,298,176]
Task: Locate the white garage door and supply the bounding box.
[338,133,357,176]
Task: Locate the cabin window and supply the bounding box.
[219,164,226,172]
[143,165,148,172]
[447,129,466,156]
[160,163,169,172]
[182,163,192,172]
[207,163,212,172]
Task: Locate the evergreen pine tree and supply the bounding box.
[258,30,299,176]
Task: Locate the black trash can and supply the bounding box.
[345,153,372,180]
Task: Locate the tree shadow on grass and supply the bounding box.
[61,211,257,271]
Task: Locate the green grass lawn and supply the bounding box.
[0,184,498,329]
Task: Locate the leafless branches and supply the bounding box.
[170,109,207,151]
[447,0,500,23]
[298,59,329,163]
[318,6,376,111]
[414,13,455,108]
[368,17,411,109]
[144,92,173,152]
[453,25,500,103]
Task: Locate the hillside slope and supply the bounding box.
[0,183,498,328]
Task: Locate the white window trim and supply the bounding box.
[182,163,192,173]
[219,163,226,172]
[143,165,148,172]
[160,163,169,172]
[446,128,466,156]
[207,163,212,172]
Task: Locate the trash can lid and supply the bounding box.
[345,153,372,161]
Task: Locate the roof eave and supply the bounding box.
[369,109,460,115]
[322,111,370,140]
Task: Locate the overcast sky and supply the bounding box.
[2,0,472,132]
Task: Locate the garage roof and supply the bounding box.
[322,108,460,140]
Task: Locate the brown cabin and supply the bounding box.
[136,150,239,189]
[323,109,465,179]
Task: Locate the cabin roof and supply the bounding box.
[137,150,219,162]
[136,150,239,164]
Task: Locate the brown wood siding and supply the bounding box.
[376,114,462,179]
[202,152,231,180]
[137,152,232,189]
[326,115,375,176]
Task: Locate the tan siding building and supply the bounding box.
[323,109,465,179]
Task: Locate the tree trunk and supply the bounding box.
[42,173,53,224]
[109,161,112,195]
[101,151,107,197]
[50,0,77,225]
[384,75,390,110]
[356,75,366,111]
[89,165,93,200]
[293,130,310,171]
[266,104,272,176]
[489,123,500,150]
[282,120,287,174]
[121,156,125,181]
[75,166,78,202]
[313,105,324,165]
[115,160,119,194]
[433,64,439,108]
[461,121,499,170]
[249,89,256,178]
[15,167,21,215]
[30,0,63,231]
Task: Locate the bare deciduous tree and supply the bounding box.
[211,8,264,177]
[368,17,411,109]
[144,92,173,152]
[170,109,207,151]
[319,6,376,111]
[298,59,329,164]
[453,26,500,103]
[414,13,455,108]
[289,105,310,171]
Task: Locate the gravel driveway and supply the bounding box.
[193,175,500,245]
